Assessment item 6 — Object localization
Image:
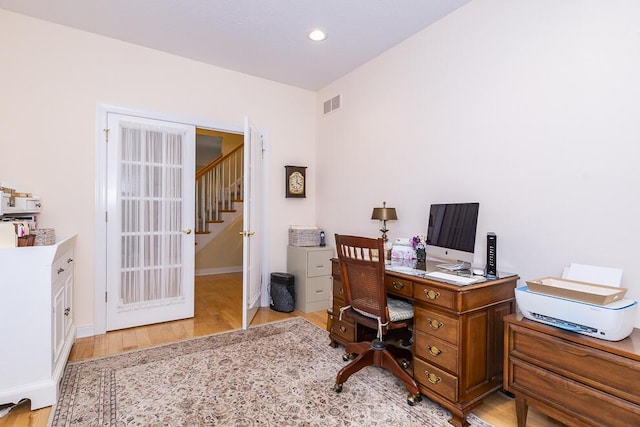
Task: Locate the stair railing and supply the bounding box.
[195,144,244,233]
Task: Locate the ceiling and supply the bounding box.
[0,0,471,91]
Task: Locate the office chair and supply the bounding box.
[333,234,421,406]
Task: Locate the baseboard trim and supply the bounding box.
[76,324,95,339]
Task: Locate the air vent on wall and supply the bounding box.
[323,94,341,115]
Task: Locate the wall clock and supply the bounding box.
[285,165,306,198]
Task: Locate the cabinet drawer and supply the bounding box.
[414,306,459,345]
[14,197,41,211]
[511,325,640,405]
[413,283,455,309]
[51,250,73,284]
[306,276,330,303]
[307,250,332,277]
[385,276,412,298]
[509,358,640,426]
[415,330,458,374]
[414,357,458,402]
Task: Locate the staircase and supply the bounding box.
[195,144,243,249]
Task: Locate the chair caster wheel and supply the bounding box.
[400,359,410,369]
[342,352,355,361]
[334,383,343,393]
[407,394,421,406]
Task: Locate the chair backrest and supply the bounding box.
[334,234,388,323]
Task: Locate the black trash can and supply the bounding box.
[270,272,295,312]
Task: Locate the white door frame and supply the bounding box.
[94,103,269,335]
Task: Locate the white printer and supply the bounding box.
[516,263,638,341]
[515,286,637,341]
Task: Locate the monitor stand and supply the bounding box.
[437,261,471,271]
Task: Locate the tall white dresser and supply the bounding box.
[287,245,334,313]
[0,235,77,409]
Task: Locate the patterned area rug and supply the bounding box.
[52,318,493,426]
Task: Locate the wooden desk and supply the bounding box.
[329,259,518,427]
[504,313,640,426]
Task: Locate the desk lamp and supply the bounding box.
[371,201,397,243]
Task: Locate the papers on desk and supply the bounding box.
[386,265,419,274]
[386,265,485,286]
[423,271,485,286]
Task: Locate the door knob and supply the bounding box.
[180,228,192,234]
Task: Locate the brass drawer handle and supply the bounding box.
[424,371,441,385]
[427,318,444,330]
[339,326,347,333]
[427,344,442,357]
[392,281,405,290]
[339,287,344,295]
[392,280,406,291]
[424,289,440,300]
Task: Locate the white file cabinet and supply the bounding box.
[0,235,76,410]
[287,245,334,313]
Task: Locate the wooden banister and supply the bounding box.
[195,144,244,234]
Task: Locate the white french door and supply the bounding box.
[105,113,195,331]
[241,117,264,329]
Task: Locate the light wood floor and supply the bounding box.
[1,273,563,427]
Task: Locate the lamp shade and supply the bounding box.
[371,202,397,221]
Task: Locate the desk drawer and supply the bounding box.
[413,283,455,310]
[332,259,341,278]
[332,301,355,342]
[510,325,640,405]
[509,358,640,426]
[332,278,345,302]
[415,330,458,374]
[385,276,413,298]
[414,306,459,345]
[414,357,457,402]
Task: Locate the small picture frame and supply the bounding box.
[285,165,306,198]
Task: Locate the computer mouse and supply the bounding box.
[472,268,485,276]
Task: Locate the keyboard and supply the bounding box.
[423,271,483,286]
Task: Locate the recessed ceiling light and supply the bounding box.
[308,29,326,42]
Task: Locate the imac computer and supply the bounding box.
[426,202,480,271]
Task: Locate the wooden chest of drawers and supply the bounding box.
[504,314,640,426]
[410,275,516,427]
[329,259,518,427]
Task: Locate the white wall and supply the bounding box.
[316,0,640,325]
[0,10,317,331]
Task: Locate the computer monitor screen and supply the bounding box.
[426,202,479,270]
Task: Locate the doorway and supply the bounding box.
[94,105,266,335]
[194,128,244,330]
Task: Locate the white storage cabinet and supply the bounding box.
[0,235,77,409]
[287,245,334,313]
